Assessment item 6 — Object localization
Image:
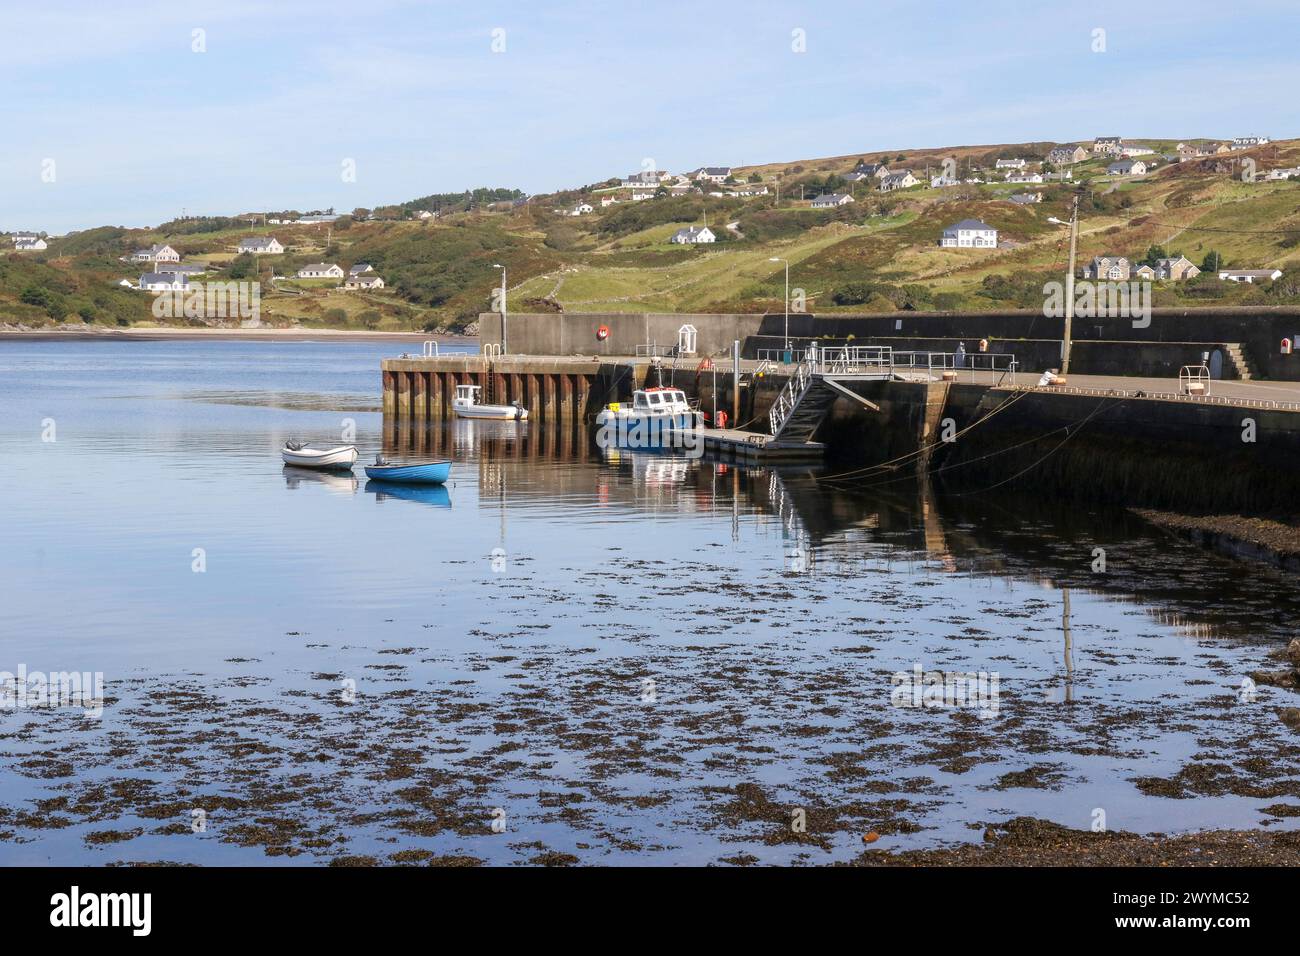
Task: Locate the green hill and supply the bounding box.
[7,138,1300,332]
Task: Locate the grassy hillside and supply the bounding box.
[7,137,1300,331]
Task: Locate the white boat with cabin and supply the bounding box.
[452,384,528,421]
[596,387,704,447]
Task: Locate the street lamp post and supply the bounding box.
[492,263,507,354]
[769,257,790,358]
[1047,195,1081,374]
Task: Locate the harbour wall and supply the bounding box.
[484,307,1300,380]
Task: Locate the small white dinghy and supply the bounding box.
[452,384,528,421]
[281,440,359,470]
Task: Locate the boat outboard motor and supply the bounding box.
[374,454,388,466]
[512,401,524,421]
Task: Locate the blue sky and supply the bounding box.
[4,0,1299,234]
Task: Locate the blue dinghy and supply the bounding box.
[362,458,452,484]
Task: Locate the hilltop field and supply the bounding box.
[5,138,1300,332]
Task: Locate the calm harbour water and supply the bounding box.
[1,339,1297,866]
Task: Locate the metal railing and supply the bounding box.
[635,343,676,358]
[1179,364,1211,396]
[890,351,1019,385]
[767,356,814,436]
[481,342,503,358]
[422,340,440,358]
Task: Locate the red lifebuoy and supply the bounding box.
[596,325,610,341]
[1283,337,1293,355]
[716,410,729,428]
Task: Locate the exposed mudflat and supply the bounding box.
[4,551,1299,866]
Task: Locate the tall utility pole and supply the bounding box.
[1062,194,1080,374]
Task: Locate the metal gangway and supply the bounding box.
[764,343,1019,440]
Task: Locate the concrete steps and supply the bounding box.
[1224,343,1253,381]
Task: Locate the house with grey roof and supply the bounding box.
[296,263,344,279]
[349,263,374,275]
[691,167,732,184]
[879,171,919,192]
[1219,268,1282,283]
[13,236,47,251]
[344,273,385,290]
[1047,145,1088,165]
[1083,256,1130,280]
[238,237,284,255]
[154,262,206,275]
[1107,159,1147,177]
[139,272,189,292]
[669,226,716,244]
[132,243,180,263]
[810,193,854,208]
[939,219,997,248]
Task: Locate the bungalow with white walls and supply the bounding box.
[1219,268,1282,283]
[296,263,344,279]
[13,237,48,251]
[345,273,385,290]
[1107,159,1147,176]
[139,272,189,292]
[810,193,854,208]
[238,237,284,254]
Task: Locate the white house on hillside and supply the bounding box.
[132,244,180,262]
[670,226,716,244]
[879,171,919,192]
[139,272,189,292]
[940,219,998,248]
[238,237,284,255]
[569,202,593,216]
[13,237,47,251]
[349,263,374,275]
[1107,159,1147,176]
[345,273,385,290]
[692,167,732,184]
[1219,268,1282,283]
[296,263,344,279]
[995,158,1026,170]
[810,193,854,208]
[1006,171,1044,184]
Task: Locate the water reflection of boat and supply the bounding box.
[283,466,359,495]
[364,480,452,508]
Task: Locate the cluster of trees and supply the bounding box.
[595,196,736,238]
[357,188,525,221]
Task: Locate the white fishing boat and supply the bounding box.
[596,387,704,447]
[452,384,528,421]
[281,441,359,470]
